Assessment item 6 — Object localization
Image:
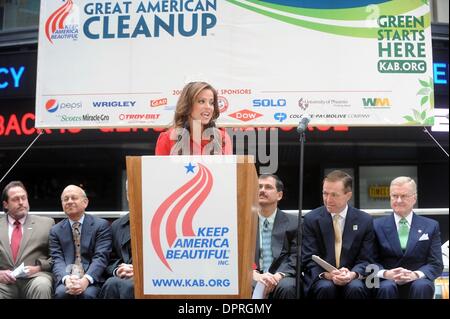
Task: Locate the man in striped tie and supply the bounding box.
[253,174,297,299]
[373,177,443,299]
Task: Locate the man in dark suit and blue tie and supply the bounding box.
[49,185,112,299]
[302,170,374,299]
[373,176,443,299]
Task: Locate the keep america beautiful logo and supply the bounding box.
[45,0,79,44]
[150,163,231,271]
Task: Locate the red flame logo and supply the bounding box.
[45,0,74,44]
[150,164,213,271]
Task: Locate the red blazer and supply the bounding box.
[155,127,233,155]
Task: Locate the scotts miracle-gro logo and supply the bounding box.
[45,0,79,44]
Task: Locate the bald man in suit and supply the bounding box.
[0,181,54,299]
[49,185,112,299]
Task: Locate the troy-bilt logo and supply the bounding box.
[150,163,213,271]
[228,109,262,122]
[45,0,78,44]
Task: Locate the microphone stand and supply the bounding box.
[295,126,306,299]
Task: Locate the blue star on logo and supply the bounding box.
[184,162,196,174]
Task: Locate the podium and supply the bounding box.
[126,155,258,298]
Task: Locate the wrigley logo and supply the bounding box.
[362,98,391,107]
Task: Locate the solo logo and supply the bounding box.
[253,99,286,107]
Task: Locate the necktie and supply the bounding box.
[11,221,22,262]
[72,222,82,268]
[333,215,342,268]
[261,219,273,272]
[398,218,409,250]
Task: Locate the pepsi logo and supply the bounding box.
[45,99,59,113]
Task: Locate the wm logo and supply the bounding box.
[362,98,391,107]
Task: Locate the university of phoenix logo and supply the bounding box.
[150,163,213,271]
[45,0,79,44]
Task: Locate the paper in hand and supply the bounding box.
[252,281,266,299]
[312,255,338,272]
[11,262,29,279]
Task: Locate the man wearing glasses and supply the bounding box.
[302,170,375,299]
[373,176,443,299]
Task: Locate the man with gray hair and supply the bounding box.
[373,176,443,298]
[49,185,112,299]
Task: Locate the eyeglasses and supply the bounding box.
[390,194,415,201]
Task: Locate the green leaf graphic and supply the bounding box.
[421,110,427,120]
[423,117,434,126]
[417,88,430,95]
[403,115,415,122]
[419,79,430,87]
[420,95,429,106]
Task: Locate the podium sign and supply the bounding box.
[127,155,258,298]
[142,156,238,295]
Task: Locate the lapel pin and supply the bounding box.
[353,225,358,231]
[418,229,422,233]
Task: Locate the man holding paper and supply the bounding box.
[302,170,374,299]
[373,176,443,299]
[253,174,297,299]
[0,181,54,299]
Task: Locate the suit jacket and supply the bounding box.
[105,213,132,277]
[0,214,54,275]
[302,206,375,294]
[49,213,112,285]
[254,209,297,276]
[373,212,443,281]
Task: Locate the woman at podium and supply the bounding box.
[155,81,232,155]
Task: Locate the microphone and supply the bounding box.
[297,115,311,133]
[171,122,189,155]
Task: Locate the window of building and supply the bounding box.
[0,0,40,32]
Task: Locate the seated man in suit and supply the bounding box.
[253,174,297,299]
[302,170,374,299]
[0,181,54,299]
[49,185,112,299]
[99,212,134,298]
[373,176,443,299]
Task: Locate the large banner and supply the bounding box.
[141,155,238,295]
[36,0,434,128]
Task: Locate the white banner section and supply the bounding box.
[141,155,238,295]
[36,0,434,128]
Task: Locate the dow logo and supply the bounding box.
[362,97,391,107]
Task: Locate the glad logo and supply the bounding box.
[228,109,262,122]
[45,99,59,113]
[150,98,168,107]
